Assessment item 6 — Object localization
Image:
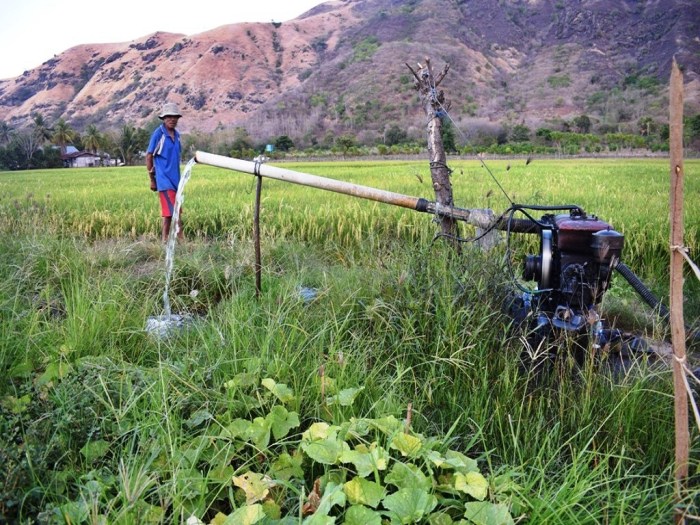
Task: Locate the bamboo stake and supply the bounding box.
[669,58,688,524]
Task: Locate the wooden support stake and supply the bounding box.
[669,58,688,524]
[254,174,263,298]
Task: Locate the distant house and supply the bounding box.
[61,145,102,168]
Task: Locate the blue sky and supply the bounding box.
[0,0,326,79]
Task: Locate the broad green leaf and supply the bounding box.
[426,450,446,468]
[210,513,228,525]
[443,450,479,474]
[343,477,385,508]
[224,372,258,389]
[250,417,271,450]
[302,423,346,465]
[222,419,252,440]
[301,434,346,465]
[390,433,423,458]
[270,451,304,481]
[342,417,372,438]
[326,386,364,407]
[208,465,234,484]
[224,503,266,524]
[428,512,454,525]
[80,440,110,462]
[304,422,334,440]
[261,378,295,404]
[382,488,437,524]
[340,443,389,477]
[385,462,432,491]
[463,502,514,525]
[232,472,275,504]
[57,500,88,523]
[302,515,334,525]
[261,499,282,520]
[36,360,73,387]
[369,415,403,436]
[314,481,347,517]
[267,405,300,440]
[454,472,489,501]
[344,504,383,525]
[186,410,212,428]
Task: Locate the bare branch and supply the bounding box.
[435,64,450,87]
[405,63,421,83]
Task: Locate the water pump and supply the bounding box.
[506,205,662,364]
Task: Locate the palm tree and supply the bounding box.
[31,113,52,144]
[0,121,13,145]
[117,124,140,165]
[51,118,77,155]
[82,124,102,154]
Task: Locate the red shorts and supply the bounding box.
[159,190,179,218]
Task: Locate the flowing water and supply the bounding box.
[163,158,197,317]
[146,158,196,337]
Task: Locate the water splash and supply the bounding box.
[163,157,197,318]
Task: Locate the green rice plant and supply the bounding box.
[1,159,699,522]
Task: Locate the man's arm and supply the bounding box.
[146,152,157,191]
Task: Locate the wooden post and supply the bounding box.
[669,58,688,524]
[406,58,459,241]
[253,173,263,298]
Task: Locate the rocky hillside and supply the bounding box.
[0,0,698,144]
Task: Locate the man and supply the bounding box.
[146,102,184,242]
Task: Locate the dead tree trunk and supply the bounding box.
[406,58,459,241]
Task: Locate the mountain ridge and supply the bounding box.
[0,0,698,145]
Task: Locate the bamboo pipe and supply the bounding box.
[194,151,535,233]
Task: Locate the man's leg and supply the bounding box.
[162,217,172,242]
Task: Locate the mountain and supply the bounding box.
[0,0,698,145]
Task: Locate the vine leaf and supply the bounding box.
[454,472,489,501]
[261,378,295,404]
[389,432,423,458]
[343,477,385,508]
[383,487,437,523]
[385,462,432,491]
[344,505,383,525]
[232,472,276,505]
[301,423,347,464]
[303,481,346,524]
[267,405,300,440]
[340,443,389,477]
[326,386,364,406]
[463,501,515,525]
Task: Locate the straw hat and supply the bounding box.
[158,102,182,119]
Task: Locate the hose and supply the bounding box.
[616,262,699,340]
[615,262,670,319]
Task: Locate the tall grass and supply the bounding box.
[1,159,698,522]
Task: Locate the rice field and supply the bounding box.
[1,157,699,523]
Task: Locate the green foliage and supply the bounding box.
[0,160,699,522]
[274,135,295,152]
[546,74,571,88]
[351,36,380,63]
[509,124,531,143]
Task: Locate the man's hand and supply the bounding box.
[149,170,157,192]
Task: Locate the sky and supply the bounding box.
[0,0,327,79]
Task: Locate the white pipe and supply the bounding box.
[194,151,500,229]
[195,151,424,211]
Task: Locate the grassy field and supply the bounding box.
[1,158,699,523]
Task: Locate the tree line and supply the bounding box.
[1,111,699,171]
